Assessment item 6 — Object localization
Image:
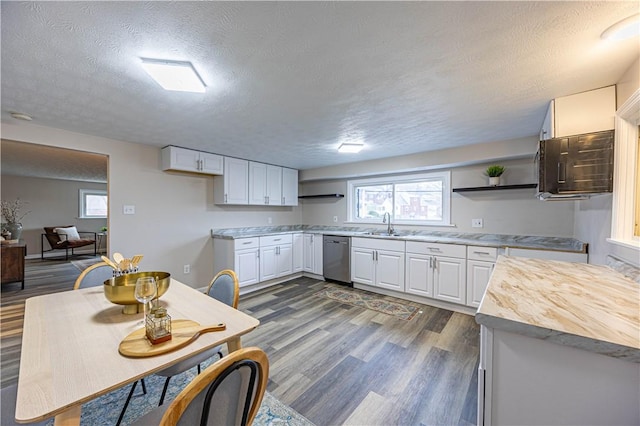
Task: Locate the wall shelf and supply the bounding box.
[452,184,537,193]
[298,193,345,199]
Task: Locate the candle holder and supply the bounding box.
[145,307,172,345]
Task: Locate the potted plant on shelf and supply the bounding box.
[1,198,30,241]
[486,165,505,186]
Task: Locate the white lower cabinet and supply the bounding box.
[235,247,260,287]
[351,238,405,291]
[259,235,293,282]
[212,237,260,288]
[292,233,303,273]
[302,234,323,275]
[405,241,466,304]
[466,246,497,307]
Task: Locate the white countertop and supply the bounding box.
[476,256,640,362]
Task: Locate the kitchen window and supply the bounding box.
[79,189,107,219]
[347,171,451,226]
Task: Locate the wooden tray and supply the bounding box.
[119,319,226,358]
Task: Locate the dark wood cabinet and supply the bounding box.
[1,241,26,289]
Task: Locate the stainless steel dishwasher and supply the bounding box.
[323,235,351,285]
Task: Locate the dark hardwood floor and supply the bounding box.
[1,261,479,425]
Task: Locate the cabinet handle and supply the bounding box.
[274,238,281,241]
[224,194,228,203]
[276,246,280,255]
[282,196,285,205]
[265,196,269,204]
[257,250,260,259]
[428,247,442,252]
[473,251,491,255]
[372,251,375,261]
[432,256,437,270]
[242,241,252,245]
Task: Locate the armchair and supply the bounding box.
[41,226,97,260]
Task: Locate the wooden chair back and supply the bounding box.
[73,262,112,290]
[159,347,269,426]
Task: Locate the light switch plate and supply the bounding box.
[472,218,483,228]
[123,205,135,215]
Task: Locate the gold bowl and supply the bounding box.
[104,271,171,314]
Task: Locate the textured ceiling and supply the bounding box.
[1,139,107,183]
[1,1,639,174]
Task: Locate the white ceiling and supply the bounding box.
[1,1,638,174]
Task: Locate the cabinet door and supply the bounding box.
[351,247,375,285]
[281,168,299,206]
[292,234,303,273]
[224,158,249,204]
[375,250,405,291]
[276,244,293,277]
[259,246,277,282]
[266,165,282,205]
[234,248,260,287]
[467,260,494,307]
[406,253,433,297]
[199,152,223,174]
[312,233,323,276]
[248,162,267,205]
[433,256,466,304]
[303,234,314,272]
[163,146,198,172]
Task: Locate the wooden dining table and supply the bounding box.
[15,279,260,425]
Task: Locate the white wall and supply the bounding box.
[0,174,107,256]
[1,121,302,287]
[302,157,577,237]
[574,57,640,265]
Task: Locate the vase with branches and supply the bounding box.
[1,199,30,240]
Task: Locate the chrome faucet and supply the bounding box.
[382,212,394,235]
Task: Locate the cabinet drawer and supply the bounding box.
[351,237,405,252]
[406,241,466,258]
[259,234,293,247]
[467,246,498,261]
[234,237,259,250]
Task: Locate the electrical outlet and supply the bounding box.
[123,205,135,215]
[268,217,272,224]
[333,216,338,223]
[183,264,190,274]
[472,218,483,228]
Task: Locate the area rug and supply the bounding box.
[314,285,421,320]
[43,357,314,426]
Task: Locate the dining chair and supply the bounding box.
[72,262,145,426]
[156,269,240,406]
[131,346,269,426]
[73,261,113,290]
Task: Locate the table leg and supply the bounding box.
[53,405,81,426]
[226,337,242,353]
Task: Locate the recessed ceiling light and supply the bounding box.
[140,58,206,93]
[10,112,32,121]
[338,143,364,153]
[601,13,640,41]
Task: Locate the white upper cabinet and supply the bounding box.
[162,146,223,175]
[214,157,249,205]
[540,86,615,140]
[249,162,283,206]
[281,168,299,206]
[266,165,283,206]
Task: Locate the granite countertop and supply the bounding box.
[476,256,640,362]
[210,225,587,253]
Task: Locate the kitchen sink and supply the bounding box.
[362,231,402,237]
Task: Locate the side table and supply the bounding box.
[1,240,27,289]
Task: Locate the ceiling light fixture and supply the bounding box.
[601,13,640,40]
[10,112,32,121]
[338,142,364,153]
[140,58,206,93]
